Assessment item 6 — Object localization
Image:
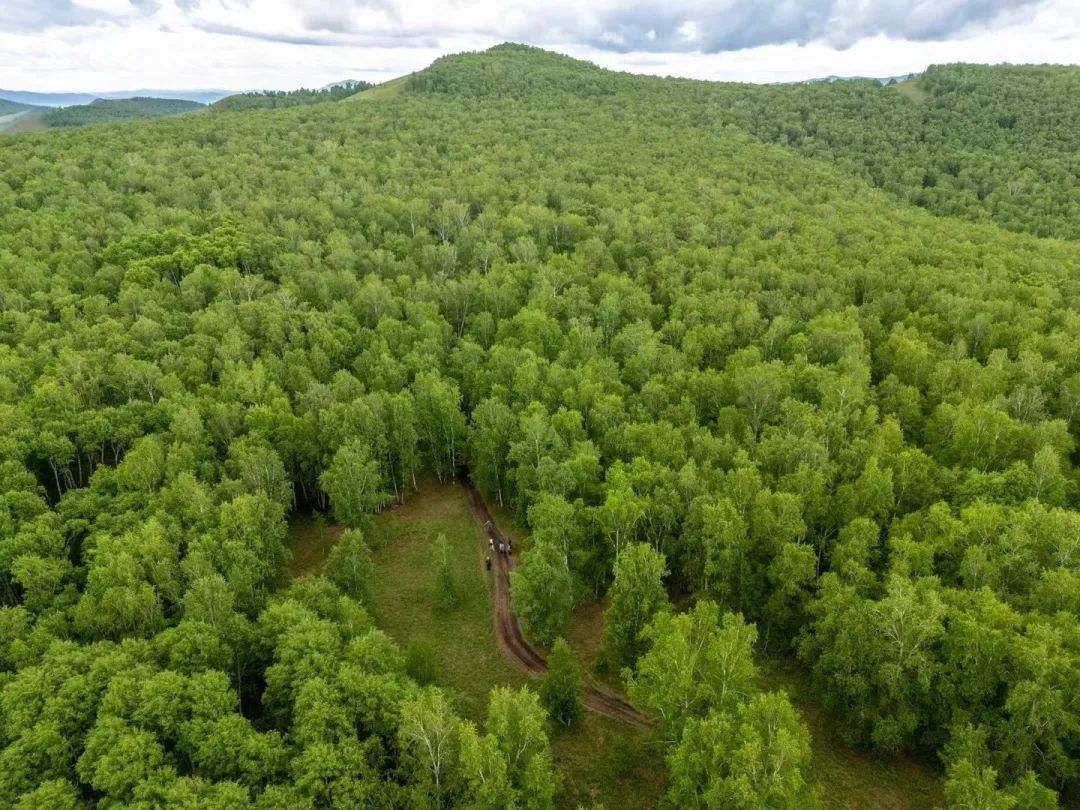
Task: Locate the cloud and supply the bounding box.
[1,0,107,32]
[589,0,1046,53]
[297,0,401,32]
[0,0,1076,92]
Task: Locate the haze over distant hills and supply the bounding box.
[0,88,234,108]
[796,73,919,85]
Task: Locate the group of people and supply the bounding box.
[486,533,511,571]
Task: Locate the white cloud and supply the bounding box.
[0,0,1076,91]
[72,0,135,14]
[677,20,700,42]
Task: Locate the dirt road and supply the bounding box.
[465,483,652,729]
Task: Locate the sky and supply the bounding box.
[1,0,1078,92]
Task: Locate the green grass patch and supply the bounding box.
[0,110,46,134]
[365,479,525,720]
[293,486,945,810]
[893,77,929,106]
[350,75,411,102]
[287,513,343,578]
[551,714,666,810]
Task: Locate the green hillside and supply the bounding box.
[704,63,1080,240]
[407,46,1080,240]
[40,96,204,128]
[0,98,37,116]
[0,44,1078,809]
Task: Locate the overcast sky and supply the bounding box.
[2,0,1078,92]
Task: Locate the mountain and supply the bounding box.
[795,72,919,85]
[403,46,1080,240]
[0,98,43,116]
[37,97,204,128]
[0,88,232,108]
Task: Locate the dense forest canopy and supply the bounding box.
[416,47,1080,240]
[1,43,1079,808]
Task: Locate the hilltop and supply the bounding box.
[389,45,1080,240]
[0,98,40,116]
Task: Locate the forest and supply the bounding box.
[39,98,206,129]
[0,43,1079,808]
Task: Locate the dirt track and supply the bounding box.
[464,483,652,729]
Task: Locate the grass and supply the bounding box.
[0,110,46,134]
[550,714,666,810]
[287,513,344,577]
[894,77,929,106]
[350,75,411,102]
[366,479,527,720]
[288,480,666,809]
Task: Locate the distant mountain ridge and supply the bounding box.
[0,88,233,108]
[0,98,41,116]
[40,97,204,128]
[793,73,919,85]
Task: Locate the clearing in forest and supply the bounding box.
[289,480,944,809]
[289,480,667,810]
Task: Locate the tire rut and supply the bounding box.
[464,482,652,730]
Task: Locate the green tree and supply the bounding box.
[627,601,757,738]
[667,692,817,810]
[511,540,573,646]
[604,543,669,669]
[399,688,460,808]
[325,528,373,606]
[486,686,557,806]
[320,440,390,529]
[539,638,582,726]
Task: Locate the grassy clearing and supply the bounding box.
[319,480,667,809]
[286,513,343,578]
[894,77,929,105]
[551,714,667,810]
[760,657,943,809]
[289,489,943,809]
[367,479,526,720]
[350,75,411,102]
[0,110,45,134]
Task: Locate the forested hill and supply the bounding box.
[0,99,39,117]
[2,43,1080,808]
[702,63,1080,241]
[40,97,204,128]
[410,45,1080,240]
